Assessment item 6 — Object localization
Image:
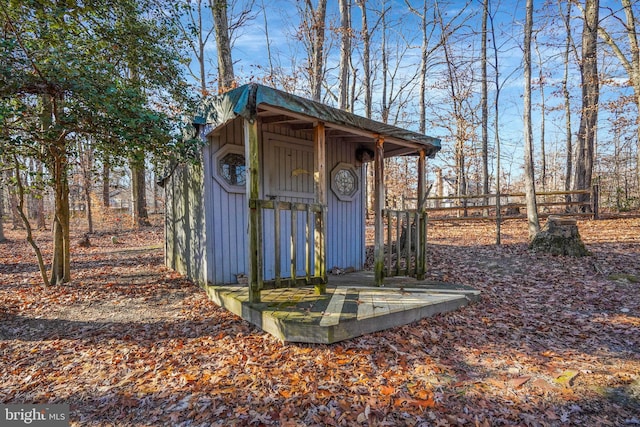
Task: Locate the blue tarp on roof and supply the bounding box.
[195,83,441,157]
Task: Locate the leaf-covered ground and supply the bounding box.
[1,217,639,426]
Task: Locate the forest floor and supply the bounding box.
[0,215,639,426]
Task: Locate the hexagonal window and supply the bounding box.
[331,163,359,201]
[219,152,246,187]
[213,145,246,193]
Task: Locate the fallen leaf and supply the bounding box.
[380,385,395,396]
[510,376,532,388]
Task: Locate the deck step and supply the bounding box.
[204,282,480,344]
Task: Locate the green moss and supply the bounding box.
[608,273,639,283]
[529,233,590,257]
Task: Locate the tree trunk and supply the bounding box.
[50,147,71,285]
[481,0,489,210]
[359,0,374,220]
[130,157,150,227]
[405,0,438,135]
[560,0,574,205]
[79,139,94,233]
[380,0,389,123]
[574,0,599,210]
[8,166,22,229]
[35,159,46,229]
[338,0,351,110]
[0,181,5,243]
[490,4,503,244]
[535,38,547,192]
[355,0,371,118]
[301,0,327,102]
[595,0,638,197]
[13,155,49,286]
[102,159,110,207]
[211,0,235,92]
[523,0,540,238]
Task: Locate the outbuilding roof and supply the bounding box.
[196,83,441,158]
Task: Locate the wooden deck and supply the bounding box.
[204,272,480,344]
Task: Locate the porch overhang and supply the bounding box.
[196,83,441,158]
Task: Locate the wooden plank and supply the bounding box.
[416,150,427,278]
[306,205,311,283]
[417,150,426,210]
[245,119,261,303]
[400,212,411,276]
[427,211,595,222]
[374,136,385,286]
[319,289,347,327]
[314,123,327,294]
[386,211,392,277]
[426,199,588,213]
[291,207,298,282]
[424,189,592,201]
[395,208,401,276]
[274,202,281,287]
[420,212,428,279]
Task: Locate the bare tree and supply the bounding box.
[355,0,373,118]
[78,137,95,233]
[178,0,216,95]
[338,0,352,110]
[212,0,236,92]
[488,1,504,243]
[574,0,599,209]
[559,0,578,205]
[298,0,328,101]
[594,0,639,195]
[481,0,489,209]
[0,179,5,243]
[523,0,540,238]
[406,0,441,134]
[534,35,547,192]
[434,0,475,203]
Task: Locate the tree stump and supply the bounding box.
[529,216,589,257]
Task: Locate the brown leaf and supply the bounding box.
[510,376,532,388]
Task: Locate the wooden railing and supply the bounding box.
[423,186,600,221]
[382,209,428,280]
[250,199,326,290]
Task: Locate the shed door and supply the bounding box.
[262,133,315,279]
[264,134,315,202]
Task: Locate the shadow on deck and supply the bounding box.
[204,271,480,344]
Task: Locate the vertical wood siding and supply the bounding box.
[261,131,315,279]
[167,118,366,286]
[326,137,365,271]
[209,118,248,284]
[165,155,208,285]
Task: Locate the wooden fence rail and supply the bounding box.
[250,199,326,290]
[422,186,599,222]
[382,209,428,280]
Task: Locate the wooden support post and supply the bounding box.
[291,207,298,281]
[386,210,392,275]
[305,205,311,283]
[374,136,385,286]
[404,211,411,276]
[417,150,426,279]
[592,184,599,220]
[245,119,261,303]
[274,202,281,288]
[313,122,327,294]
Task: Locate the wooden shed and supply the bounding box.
[165,83,441,304]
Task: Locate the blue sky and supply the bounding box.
[183,0,637,189]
